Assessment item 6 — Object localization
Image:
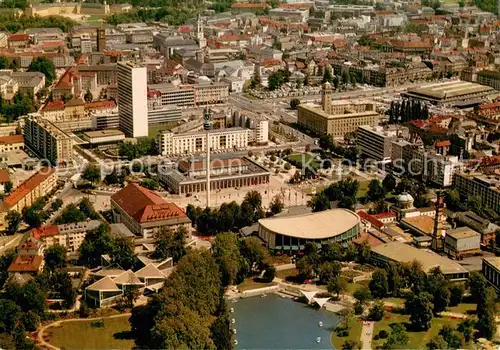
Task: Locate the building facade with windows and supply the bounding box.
[453,172,500,212]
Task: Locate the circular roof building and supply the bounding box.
[397,192,414,210]
[258,209,360,252]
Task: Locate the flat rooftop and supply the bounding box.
[484,256,500,271]
[83,129,124,138]
[299,103,379,120]
[406,80,494,100]
[446,226,481,240]
[258,209,360,240]
[372,242,469,275]
[401,215,435,235]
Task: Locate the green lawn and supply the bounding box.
[447,303,476,315]
[287,153,322,170]
[381,297,406,306]
[356,181,370,199]
[276,268,299,279]
[45,315,134,350]
[344,280,369,295]
[238,278,277,292]
[331,316,363,350]
[149,122,178,138]
[372,311,462,349]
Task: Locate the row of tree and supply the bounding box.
[318,134,359,163]
[387,99,430,124]
[308,177,360,212]
[186,190,283,235]
[0,13,77,33]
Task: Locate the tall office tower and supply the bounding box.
[97,28,106,52]
[117,61,148,138]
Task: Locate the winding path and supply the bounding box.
[37,313,131,350]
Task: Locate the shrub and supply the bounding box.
[378,330,388,339]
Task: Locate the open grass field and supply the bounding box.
[447,303,476,315]
[356,180,370,199]
[371,311,463,349]
[331,317,363,349]
[149,122,178,138]
[45,315,134,350]
[287,153,322,170]
[343,280,369,295]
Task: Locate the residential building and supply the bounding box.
[476,70,500,90]
[110,183,191,239]
[117,61,148,138]
[31,220,101,252]
[0,70,45,97]
[357,125,409,162]
[453,172,500,211]
[193,82,229,105]
[232,111,269,144]
[158,156,271,195]
[444,227,481,260]
[8,33,30,50]
[483,257,500,292]
[148,84,195,108]
[24,114,73,166]
[297,83,379,138]
[0,167,57,223]
[268,8,310,22]
[158,127,249,156]
[0,135,24,153]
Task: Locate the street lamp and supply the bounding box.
[203,106,213,208]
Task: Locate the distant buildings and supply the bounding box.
[0,135,24,153]
[0,167,57,222]
[117,61,148,138]
[24,113,73,166]
[158,127,249,156]
[298,83,378,137]
[110,183,191,239]
[158,156,270,195]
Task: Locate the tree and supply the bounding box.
[111,237,136,270]
[23,206,45,228]
[382,174,397,192]
[82,164,101,184]
[269,195,284,215]
[338,196,356,211]
[368,301,385,321]
[240,236,268,272]
[318,261,342,284]
[469,272,488,303]
[210,296,232,350]
[79,223,115,268]
[84,89,93,102]
[328,275,346,298]
[6,210,21,233]
[367,179,385,201]
[438,324,464,349]
[153,227,187,263]
[0,299,21,333]
[0,56,10,69]
[51,269,76,308]
[212,233,247,286]
[44,244,66,270]
[342,340,362,350]
[321,242,344,261]
[0,334,15,350]
[6,280,46,316]
[28,56,56,86]
[476,286,497,340]
[140,178,158,190]
[383,323,409,349]
[290,98,300,109]
[444,189,461,212]
[309,192,331,212]
[426,335,447,350]
[386,262,402,295]
[369,269,389,298]
[51,198,63,211]
[433,283,450,315]
[322,69,333,84]
[79,197,98,219]
[406,292,433,331]
[262,266,276,282]
[353,286,372,304]
[55,203,85,224]
[4,180,12,194]
[457,318,475,343]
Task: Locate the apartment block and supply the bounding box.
[232,112,269,144]
[158,128,249,156]
[31,220,101,252]
[357,125,409,162]
[453,172,500,211]
[0,167,57,222]
[24,114,73,166]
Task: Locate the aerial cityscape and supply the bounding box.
[1,0,500,348]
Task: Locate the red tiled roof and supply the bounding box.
[42,100,65,112]
[372,211,397,219]
[54,68,73,90]
[8,254,43,273]
[435,140,451,147]
[479,101,500,110]
[0,134,23,145]
[31,225,59,240]
[18,237,41,252]
[8,33,29,42]
[111,183,188,224]
[178,25,192,33]
[263,58,282,67]
[358,211,385,229]
[1,167,55,209]
[0,169,10,183]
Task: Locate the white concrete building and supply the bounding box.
[357,125,409,162]
[158,127,249,156]
[117,61,148,138]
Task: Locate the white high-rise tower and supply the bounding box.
[117,61,148,138]
[197,14,206,49]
